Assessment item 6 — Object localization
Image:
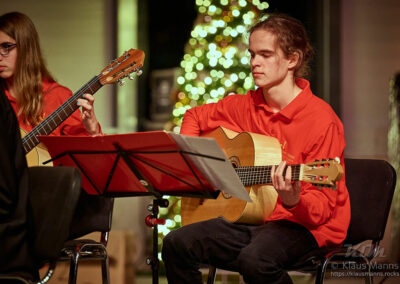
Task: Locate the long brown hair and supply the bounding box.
[0,12,55,126]
[250,14,314,78]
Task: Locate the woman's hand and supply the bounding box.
[77,94,101,136]
[271,161,301,208]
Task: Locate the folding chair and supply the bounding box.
[207,158,397,284]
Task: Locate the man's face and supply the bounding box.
[249,29,292,89]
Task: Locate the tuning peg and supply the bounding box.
[128,74,135,80]
[118,80,126,86]
[136,69,143,76]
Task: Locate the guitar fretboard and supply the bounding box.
[235,164,302,186]
[22,75,103,154]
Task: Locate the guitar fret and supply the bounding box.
[67,101,76,112]
[45,121,54,134]
[42,123,49,135]
[27,136,39,151]
[51,119,57,128]
[87,82,94,93]
[61,105,69,116]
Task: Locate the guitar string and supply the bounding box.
[236,165,302,185]
[23,75,101,151]
[236,163,330,187]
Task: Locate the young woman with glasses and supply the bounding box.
[0,11,101,141]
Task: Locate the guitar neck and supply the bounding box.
[22,75,103,154]
[235,164,302,186]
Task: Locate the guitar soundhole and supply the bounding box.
[222,191,232,199]
[229,156,240,168]
[222,156,240,199]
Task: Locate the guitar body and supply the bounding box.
[181,127,281,226]
[21,129,53,167]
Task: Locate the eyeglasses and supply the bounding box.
[0,43,17,56]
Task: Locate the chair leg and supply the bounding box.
[315,259,330,284]
[315,267,325,284]
[207,266,217,284]
[68,252,80,284]
[365,262,372,284]
[101,253,110,284]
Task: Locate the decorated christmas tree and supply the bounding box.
[157,0,269,264]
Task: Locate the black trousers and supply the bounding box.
[162,218,318,284]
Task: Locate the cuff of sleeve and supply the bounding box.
[285,196,306,214]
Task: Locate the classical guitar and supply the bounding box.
[181,127,344,226]
[21,49,145,166]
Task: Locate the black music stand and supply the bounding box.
[39,131,248,284]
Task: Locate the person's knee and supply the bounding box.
[238,247,284,282]
[162,229,192,261]
[162,231,178,258]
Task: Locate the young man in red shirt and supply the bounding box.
[162,14,350,284]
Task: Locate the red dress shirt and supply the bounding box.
[180,78,351,247]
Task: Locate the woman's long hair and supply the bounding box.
[0,12,55,126]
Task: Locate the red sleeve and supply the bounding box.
[180,95,249,136]
[180,107,202,136]
[43,85,102,136]
[286,122,347,226]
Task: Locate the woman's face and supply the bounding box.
[0,30,17,80]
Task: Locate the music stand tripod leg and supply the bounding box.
[145,197,169,284]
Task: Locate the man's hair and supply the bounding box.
[0,11,54,126]
[249,13,313,78]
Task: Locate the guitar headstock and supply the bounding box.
[99,49,145,86]
[302,159,344,189]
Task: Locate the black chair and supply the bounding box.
[207,158,397,284]
[0,166,82,284]
[58,193,114,284]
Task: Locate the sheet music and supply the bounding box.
[169,132,252,202]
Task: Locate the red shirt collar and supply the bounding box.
[4,87,16,103]
[252,78,313,122]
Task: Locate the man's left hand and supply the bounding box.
[271,161,301,208]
